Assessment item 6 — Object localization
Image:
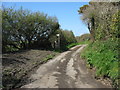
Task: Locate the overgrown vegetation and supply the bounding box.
[78,0,119,88]
[2,6,60,52]
[81,39,119,88]
[78,1,119,40]
[2,6,77,53]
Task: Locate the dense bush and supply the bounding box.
[2,7,59,52]
[81,38,119,88]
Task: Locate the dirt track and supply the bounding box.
[21,45,111,88]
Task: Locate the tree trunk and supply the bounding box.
[88,22,95,41]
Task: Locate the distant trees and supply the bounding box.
[49,29,77,50]
[76,33,91,43]
[60,30,77,46]
[2,7,59,52]
[78,1,120,40]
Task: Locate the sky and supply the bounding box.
[2,2,90,36]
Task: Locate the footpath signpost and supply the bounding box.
[56,34,60,49]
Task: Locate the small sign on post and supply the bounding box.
[56,34,60,49]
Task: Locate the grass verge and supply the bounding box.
[66,41,90,49]
[42,54,55,62]
[81,38,119,88]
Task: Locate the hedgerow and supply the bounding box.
[81,38,119,88]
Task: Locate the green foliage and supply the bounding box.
[2,6,77,52]
[66,43,79,49]
[78,40,90,45]
[78,5,89,14]
[79,1,119,89]
[110,11,120,38]
[81,38,119,88]
[60,30,77,45]
[66,40,90,49]
[2,7,59,52]
[48,29,77,51]
[5,45,19,52]
[51,29,77,50]
[76,33,92,43]
[78,2,119,40]
[43,54,55,62]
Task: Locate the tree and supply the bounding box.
[59,29,77,48]
[76,33,91,43]
[2,7,59,52]
[78,1,119,40]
